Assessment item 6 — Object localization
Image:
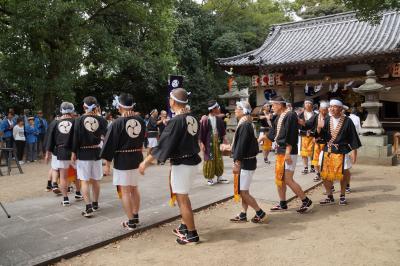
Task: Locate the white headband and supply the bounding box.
[208,102,219,111]
[236,102,251,115]
[169,91,190,104]
[269,100,286,104]
[61,108,74,114]
[329,99,343,107]
[84,103,97,112]
[113,95,135,109]
[320,102,329,109]
[304,100,313,104]
[343,105,349,110]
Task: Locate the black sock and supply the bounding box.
[133,213,139,219]
[86,204,92,211]
[76,191,81,195]
[92,202,98,207]
[179,223,188,230]
[187,230,198,238]
[239,212,247,218]
[304,167,308,169]
[280,200,287,208]
[328,194,334,200]
[302,197,310,203]
[311,165,314,169]
[128,219,136,226]
[47,180,52,187]
[346,184,350,188]
[52,182,58,187]
[340,194,345,198]
[63,197,69,201]
[256,209,264,216]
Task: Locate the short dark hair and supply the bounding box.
[119,93,134,107]
[83,96,98,106]
[16,117,24,123]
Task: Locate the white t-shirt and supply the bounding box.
[304,111,313,121]
[349,114,361,134]
[208,115,217,133]
[332,117,340,130]
[13,125,25,141]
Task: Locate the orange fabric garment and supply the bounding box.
[320,152,345,181]
[300,136,314,157]
[311,143,325,166]
[275,154,285,187]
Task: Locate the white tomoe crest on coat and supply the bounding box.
[126,119,142,138]
[58,120,72,134]
[83,116,99,132]
[186,116,198,136]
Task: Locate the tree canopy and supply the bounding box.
[0,0,397,118]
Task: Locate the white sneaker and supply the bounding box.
[19,161,24,165]
[217,176,230,184]
[207,179,215,186]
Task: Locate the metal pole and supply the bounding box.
[0,202,11,218]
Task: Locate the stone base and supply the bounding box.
[360,128,385,135]
[357,135,396,166]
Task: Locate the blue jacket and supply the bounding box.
[0,118,15,138]
[25,124,39,144]
[34,117,48,135]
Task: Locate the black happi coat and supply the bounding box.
[232,121,259,170]
[310,114,327,144]
[46,118,75,160]
[100,115,145,170]
[72,114,108,160]
[299,111,317,136]
[152,113,201,166]
[318,116,362,154]
[147,116,158,138]
[268,111,299,155]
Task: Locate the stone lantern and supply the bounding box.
[353,70,391,135]
[218,86,249,143]
[353,70,395,165]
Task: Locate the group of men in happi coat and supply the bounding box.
[43,88,360,246]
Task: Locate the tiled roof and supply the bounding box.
[217,11,400,69]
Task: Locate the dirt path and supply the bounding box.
[57,165,400,266]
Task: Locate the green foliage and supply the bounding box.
[341,0,400,23]
[290,0,400,22]
[0,0,290,117]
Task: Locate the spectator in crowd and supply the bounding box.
[105,112,114,128]
[0,111,16,149]
[26,117,39,162]
[35,110,48,158]
[158,110,169,136]
[13,117,26,164]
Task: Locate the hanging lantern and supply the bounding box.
[275,73,284,86]
[260,75,269,86]
[268,73,275,86]
[391,63,400,77]
[251,75,259,87]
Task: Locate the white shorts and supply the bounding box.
[113,168,139,186]
[77,160,103,181]
[171,165,196,194]
[57,160,71,169]
[51,155,59,170]
[240,169,254,190]
[318,152,352,170]
[148,138,158,148]
[285,155,298,172]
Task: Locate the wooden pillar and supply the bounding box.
[289,81,295,104]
